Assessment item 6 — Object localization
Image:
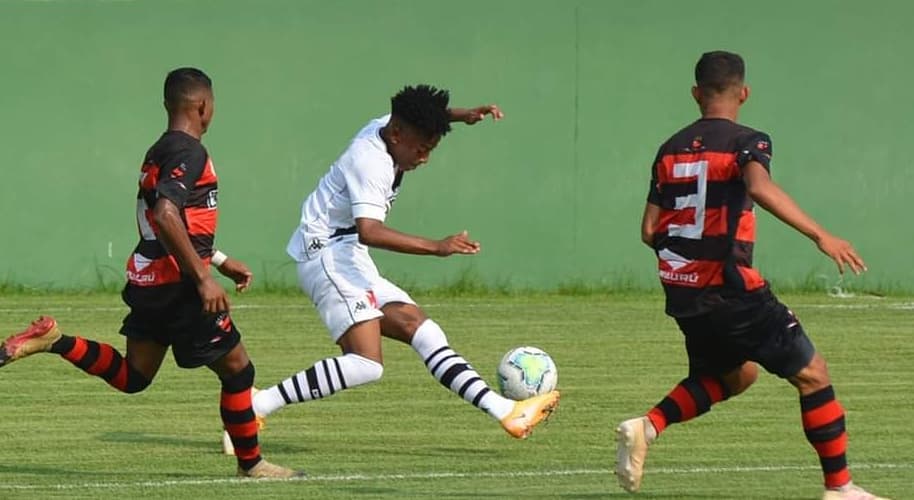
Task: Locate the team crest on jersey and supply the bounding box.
[690,136,704,151]
[215,313,233,332]
[170,163,187,179]
[756,140,769,151]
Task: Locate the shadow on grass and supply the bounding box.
[98,431,313,454]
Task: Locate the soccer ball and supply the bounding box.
[496,346,558,400]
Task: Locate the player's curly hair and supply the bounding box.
[390,84,452,137]
[695,51,744,94]
[164,67,212,107]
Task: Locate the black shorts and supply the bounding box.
[674,291,816,378]
[119,290,241,369]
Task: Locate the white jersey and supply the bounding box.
[287,115,402,261]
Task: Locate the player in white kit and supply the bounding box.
[222,85,558,455]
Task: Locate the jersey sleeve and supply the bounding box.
[737,132,773,172]
[646,148,663,204]
[343,150,392,222]
[156,145,208,207]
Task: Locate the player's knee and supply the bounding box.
[219,362,256,393]
[806,356,831,387]
[736,363,759,394]
[342,353,384,385]
[722,363,758,396]
[118,362,153,394]
[383,304,429,339]
[790,353,831,392]
[123,371,152,394]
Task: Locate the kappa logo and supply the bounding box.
[308,239,324,251]
[354,301,368,312]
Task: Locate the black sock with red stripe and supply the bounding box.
[220,362,261,471]
[646,375,730,435]
[801,385,851,489]
[50,336,150,393]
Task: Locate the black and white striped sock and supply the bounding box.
[253,353,383,416]
[412,320,513,420]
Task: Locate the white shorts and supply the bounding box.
[296,238,415,342]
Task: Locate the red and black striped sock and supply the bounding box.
[801,385,850,489]
[220,362,261,471]
[50,335,150,393]
[646,375,730,435]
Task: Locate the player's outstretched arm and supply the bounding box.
[448,105,504,125]
[743,161,866,275]
[355,218,480,257]
[153,198,230,312]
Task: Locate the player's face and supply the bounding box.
[392,126,440,171]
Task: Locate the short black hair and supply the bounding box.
[695,51,745,94]
[164,67,212,108]
[390,84,451,137]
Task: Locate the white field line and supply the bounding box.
[0,462,909,491]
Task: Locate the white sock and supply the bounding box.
[253,353,383,416]
[411,319,514,420]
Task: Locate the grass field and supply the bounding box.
[0,292,910,499]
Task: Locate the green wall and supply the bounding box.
[1,0,911,292]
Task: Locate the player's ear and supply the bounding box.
[388,123,401,145]
[691,86,701,104]
[740,85,750,104]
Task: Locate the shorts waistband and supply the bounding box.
[330,226,358,238]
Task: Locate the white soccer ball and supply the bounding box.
[496,346,558,400]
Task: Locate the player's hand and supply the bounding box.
[435,230,481,256]
[816,233,867,275]
[216,257,254,292]
[460,105,504,125]
[198,275,230,313]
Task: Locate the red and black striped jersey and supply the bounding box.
[123,130,218,308]
[647,118,772,317]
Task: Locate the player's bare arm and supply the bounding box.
[153,197,229,312]
[743,161,866,275]
[640,202,661,248]
[448,105,504,125]
[215,257,253,292]
[355,217,480,256]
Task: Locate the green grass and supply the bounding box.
[0,292,910,499]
